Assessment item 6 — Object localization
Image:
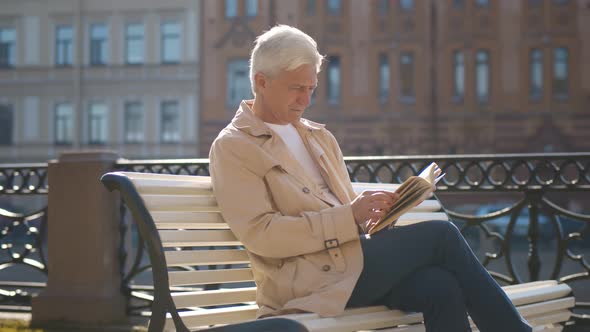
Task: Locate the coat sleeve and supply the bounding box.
[209,135,360,259]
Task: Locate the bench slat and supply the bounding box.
[509,283,571,307]
[395,212,449,224]
[153,211,447,230]
[165,249,249,266]
[526,310,571,328]
[168,268,254,286]
[516,297,575,320]
[160,229,239,247]
[144,194,218,211]
[293,297,574,332]
[172,287,257,308]
[164,304,259,331]
[152,211,227,229]
[124,171,211,183]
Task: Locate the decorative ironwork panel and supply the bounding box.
[0,164,48,195]
[344,153,590,191]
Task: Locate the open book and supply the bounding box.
[365,162,444,235]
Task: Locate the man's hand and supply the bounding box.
[351,190,400,227]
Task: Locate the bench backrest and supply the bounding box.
[105,171,447,329]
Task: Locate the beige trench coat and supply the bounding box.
[209,101,364,318]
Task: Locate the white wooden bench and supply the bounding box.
[101,171,575,332]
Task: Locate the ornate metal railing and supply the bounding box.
[0,163,49,311]
[115,153,590,322]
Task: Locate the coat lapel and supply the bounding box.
[232,101,345,206]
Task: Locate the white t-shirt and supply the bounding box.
[265,122,341,206]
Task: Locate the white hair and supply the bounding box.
[249,25,324,94]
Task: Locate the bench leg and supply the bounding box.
[199,318,309,332]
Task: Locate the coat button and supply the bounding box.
[302,187,310,194]
[322,265,331,272]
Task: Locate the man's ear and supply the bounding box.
[254,72,267,92]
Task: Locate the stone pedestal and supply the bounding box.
[32,151,126,324]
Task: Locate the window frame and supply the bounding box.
[0,103,13,145]
[87,102,108,145]
[226,58,252,109]
[399,51,416,103]
[378,53,390,104]
[326,55,341,105]
[160,100,181,143]
[124,101,144,143]
[160,21,181,64]
[55,25,73,66]
[225,0,239,18]
[552,47,569,100]
[529,48,543,101]
[475,49,491,104]
[54,103,74,145]
[125,23,144,65]
[452,50,465,102]
[89,23,108,66]
[0,27,16,68]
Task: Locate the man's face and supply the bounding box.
[255,64,317,125]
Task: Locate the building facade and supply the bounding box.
[1,0,588,162]
[0,0,200,162]
[200,0,590,156]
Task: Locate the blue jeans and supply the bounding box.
[347,220,532,332]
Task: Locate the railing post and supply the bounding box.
[31,151,126,326]
[527,191,542,282]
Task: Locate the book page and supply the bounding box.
[366,162,443,235]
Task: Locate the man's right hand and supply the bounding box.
[350,190,399,226]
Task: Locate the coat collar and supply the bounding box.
[231,100,325,137]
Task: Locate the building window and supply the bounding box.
[453,51,465,101]
[378,53,390,103]
[307,0,316,15]
[125,23,144,65]
[553,47,568,98]
[327,0,342,15]
[55,25,73,66]
[553,0,570,6]
[0,104,13,145]
[399,52,415,102]
[89,23,108,65]
[246,0,258,17]
[0,27,16,67]
[378,0,390,14]
[161,21,180,64]
[225,0,238,18]
[161,101,180,143]
[88,103,108,144]
[475,0,490,7]
[124,102,143,143]
[327,56,341,105]
[529,0,543,7]
[475,50,490,103]
[55,103,73,145]
[529,48,543,101]
[399,0,414,11]
[453,0,465,9]
[226,59,252,108]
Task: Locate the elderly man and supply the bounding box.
[209,25,531,332]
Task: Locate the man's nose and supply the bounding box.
[298,91,312,106]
